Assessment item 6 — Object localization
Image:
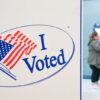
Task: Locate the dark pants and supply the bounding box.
[90,65,100,82]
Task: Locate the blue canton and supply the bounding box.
[0,40,14,61]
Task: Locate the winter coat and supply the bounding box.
[88,40,100,69]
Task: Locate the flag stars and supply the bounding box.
[0,40,13,61]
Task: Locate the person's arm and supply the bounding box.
[92,40,100,52]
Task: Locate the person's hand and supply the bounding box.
[94,36,100,40]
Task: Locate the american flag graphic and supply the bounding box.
[0,31,37,70]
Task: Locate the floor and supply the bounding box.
[82,79,100,100]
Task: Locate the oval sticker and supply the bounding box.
[0,24,75,87]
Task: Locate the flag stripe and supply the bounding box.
[14,31,20,36]
[9,47,28,69]
[8,37,15,44]
[3,44,22,63]
[4,34,11,41]
[28,40,32,44]
[17,33,23,38]
[21,35,26,40]
[24,38,29,43]
[1,31,37,70]
[8,32,22,44]
[3,34,29,64]
[5,38,31,66]
[25,43,35,55]
[0,36,2,39]
[5,44,26,66]
[9,44,37,69]
[26,44,37,55]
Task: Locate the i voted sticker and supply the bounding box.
[0,24,75,87]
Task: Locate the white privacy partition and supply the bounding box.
[0,0,80,100]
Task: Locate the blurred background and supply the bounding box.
[83,0,100,78]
